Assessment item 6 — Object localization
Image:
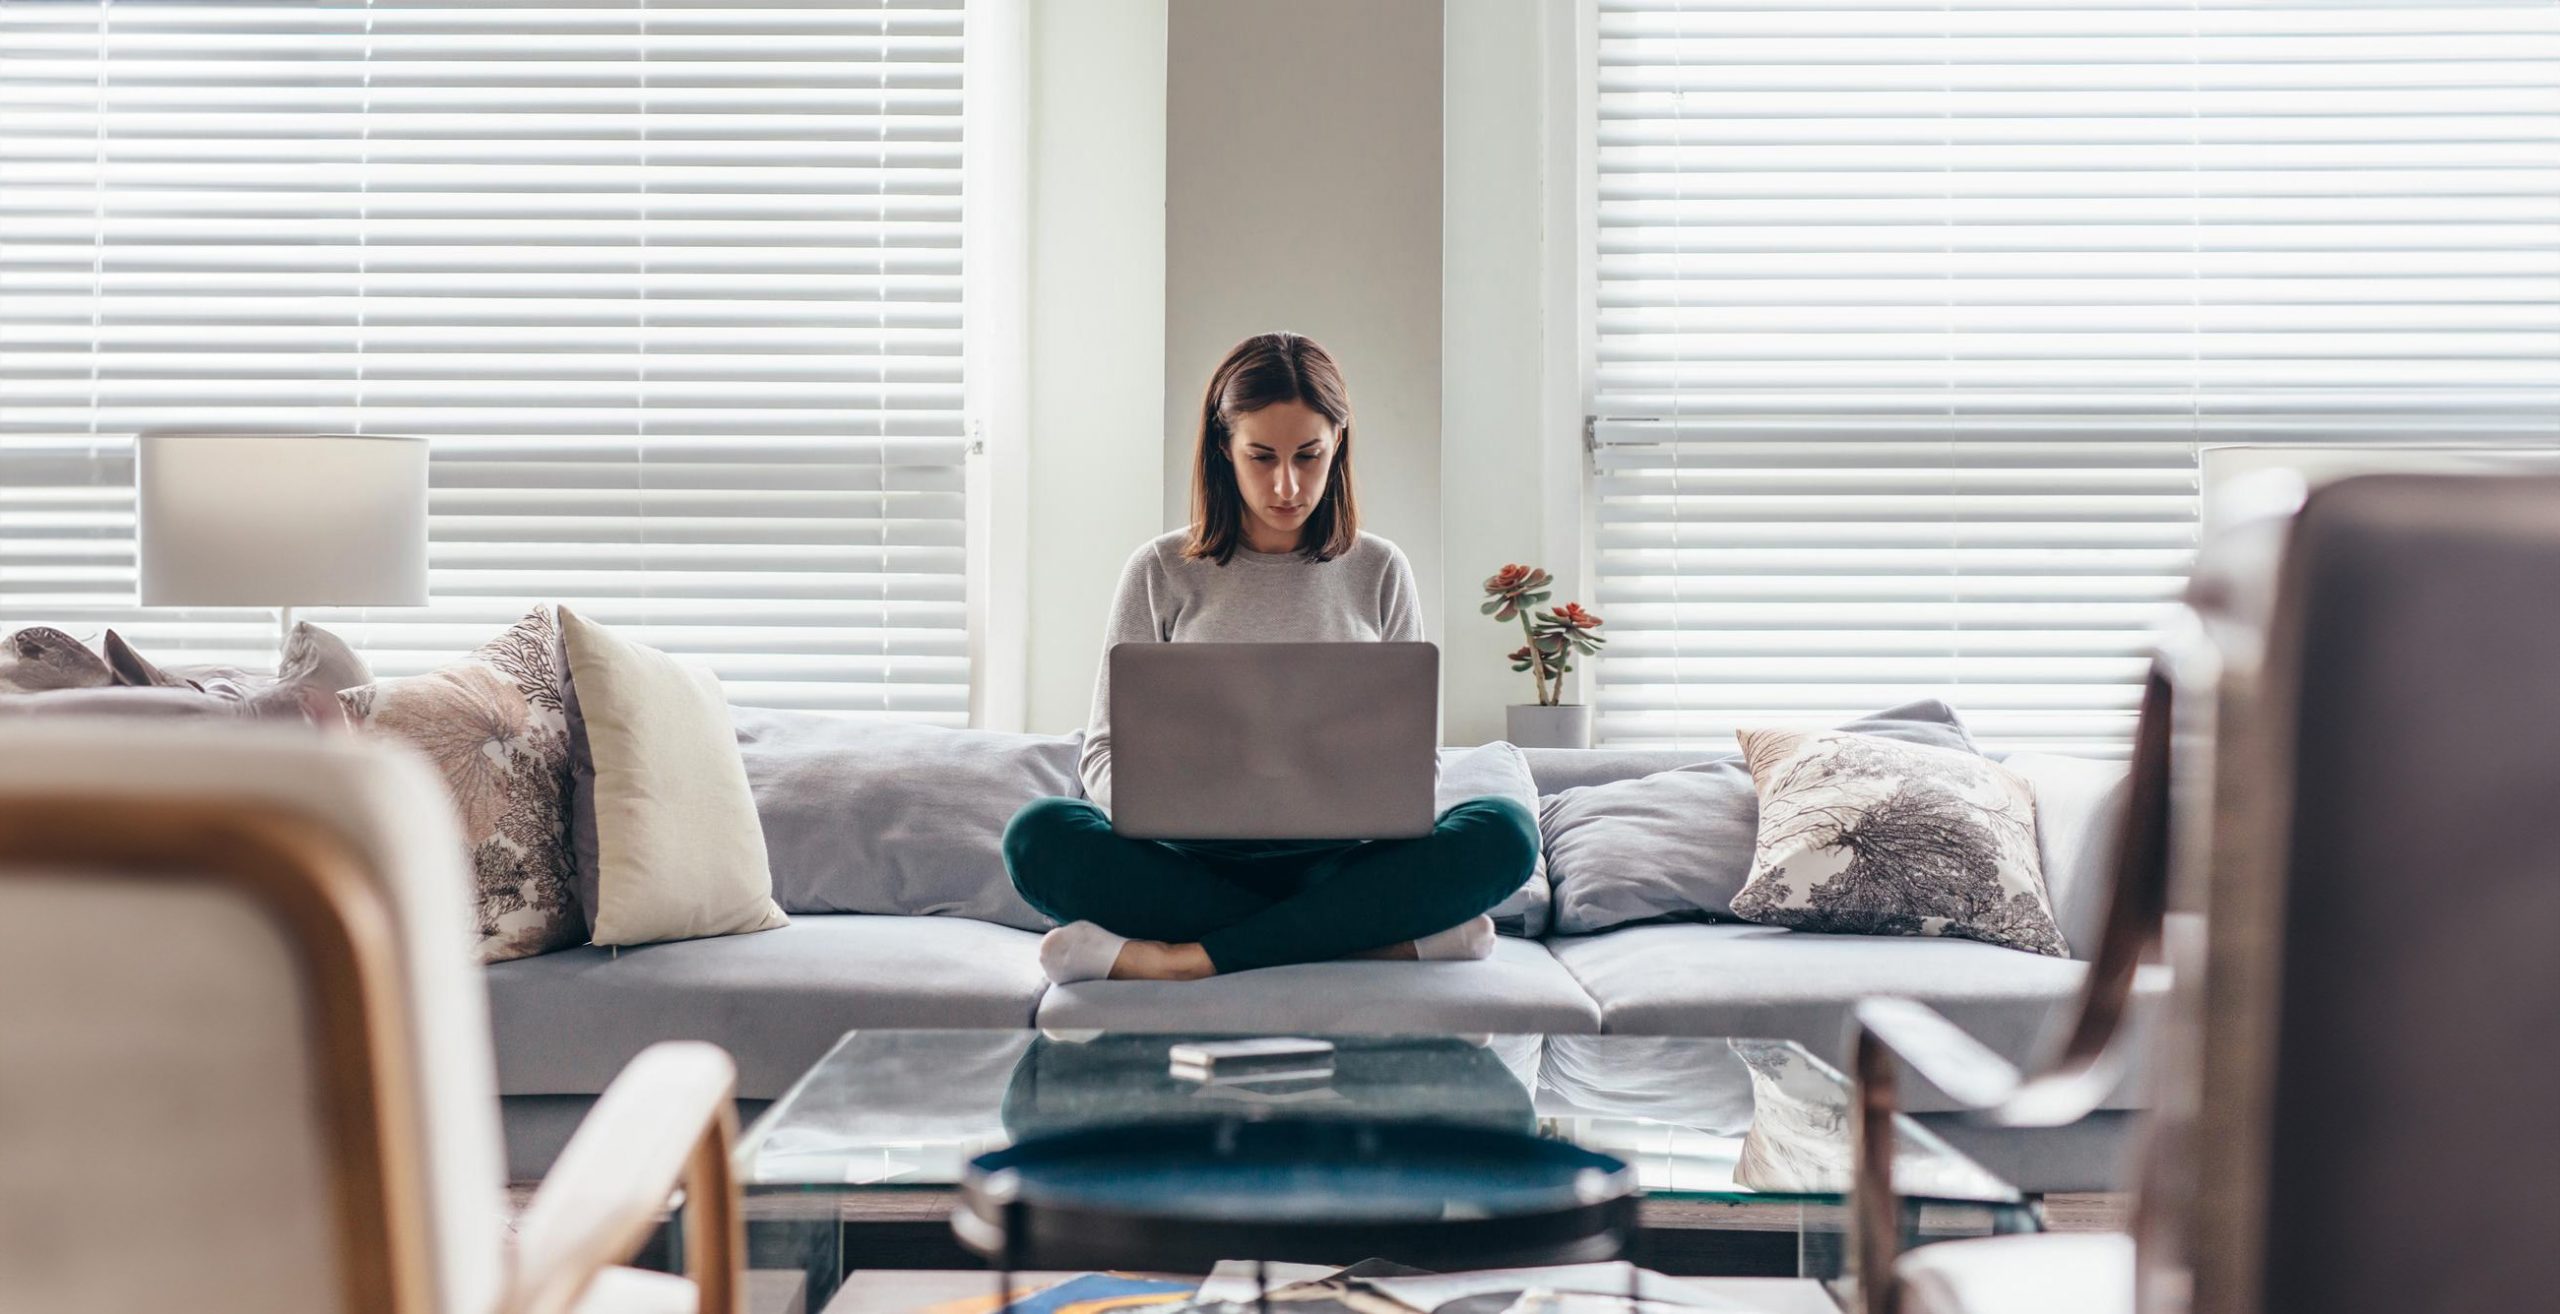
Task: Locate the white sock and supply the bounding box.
[1412,915,1497,962]
[1039,921,1130,984]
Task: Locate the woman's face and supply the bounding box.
[1224,400,1336,551]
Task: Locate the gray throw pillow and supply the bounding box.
[1541,700,1977,936]
[1,626,112,693]
[0,686,240,718]
[1436,742,1550,937]
[105,622,371,723]
[733,707,1085,930]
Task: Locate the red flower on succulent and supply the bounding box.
[1484,561,1576,705]
[1550,603,1603,631]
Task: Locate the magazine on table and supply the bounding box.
[907,1258,1762,1314]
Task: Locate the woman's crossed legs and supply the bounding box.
[1001,795,1537,980]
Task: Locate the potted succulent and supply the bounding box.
[1481,563,1606,749]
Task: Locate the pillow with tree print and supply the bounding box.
[1729,728,2067,957]
[339,607,580,963]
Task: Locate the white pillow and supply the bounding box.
[560,606,787,947]
[1997,752,2132,959]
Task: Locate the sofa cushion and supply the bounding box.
[485,914,1047,1099]
[1548,922,2165,1109]
[1036,936,1603,1035]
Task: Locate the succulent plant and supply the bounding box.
[1482,564,1605,707]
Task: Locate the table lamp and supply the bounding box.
[137,432,430,660]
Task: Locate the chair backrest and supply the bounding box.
[2152,474,2560,1314]
[0,721,505,1314]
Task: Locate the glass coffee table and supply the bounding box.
[736,1030,2036,1310]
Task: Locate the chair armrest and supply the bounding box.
[2023,658,2176,1105]
[1858,664,2174,1123]
[1855,997,2022,1111]
[504,1042,743,1314]
[1847,658,2178,1314]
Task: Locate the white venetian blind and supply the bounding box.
[1591,1,2560,755]
[0,0,971,719]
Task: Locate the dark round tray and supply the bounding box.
[953,1117,1638,1272]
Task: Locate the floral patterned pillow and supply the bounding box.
[1728,1041,2012,1200]
[340,607,580,963]
[1729,728,2068,957]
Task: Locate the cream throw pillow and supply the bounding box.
[1730,727,2067,958]
[559,606,787,946]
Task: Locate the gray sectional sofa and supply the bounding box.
[487,742,2159,1194]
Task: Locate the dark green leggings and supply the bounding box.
[1001,795,1538,974]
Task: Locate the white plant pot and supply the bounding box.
[1506,703,1593,750]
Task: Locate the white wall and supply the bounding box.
[1014,0,1575,744]
[1441,0,1556,746]
[1021,0,1170,733]
[1162,0,1446,645]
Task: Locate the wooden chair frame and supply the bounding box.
[1842,485,2333,1314]
[0,793,743,1314]
[1846,652,2183,1314]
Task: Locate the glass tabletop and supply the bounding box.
[737,1029,2021,1209]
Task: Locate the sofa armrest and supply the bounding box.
[505,1042,742,1314]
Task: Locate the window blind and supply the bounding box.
[0,0,970,719]
[1591,1,2560,756]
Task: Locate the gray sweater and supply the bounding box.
[1081,527,1425,812]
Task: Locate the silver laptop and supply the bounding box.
[1109,641,1440,841]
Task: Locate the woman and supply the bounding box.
[1002,332,1538,984]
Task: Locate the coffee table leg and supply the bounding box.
[810,1216,844,1311]
[746,1207,842,1313]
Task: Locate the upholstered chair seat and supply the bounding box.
[1893,1233,2134,1314]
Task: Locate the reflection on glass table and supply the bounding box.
[735,1030,2037,1307]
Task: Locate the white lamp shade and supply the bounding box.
[137,433,430,607]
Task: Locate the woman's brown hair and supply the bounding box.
[1184,331,1359,564]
